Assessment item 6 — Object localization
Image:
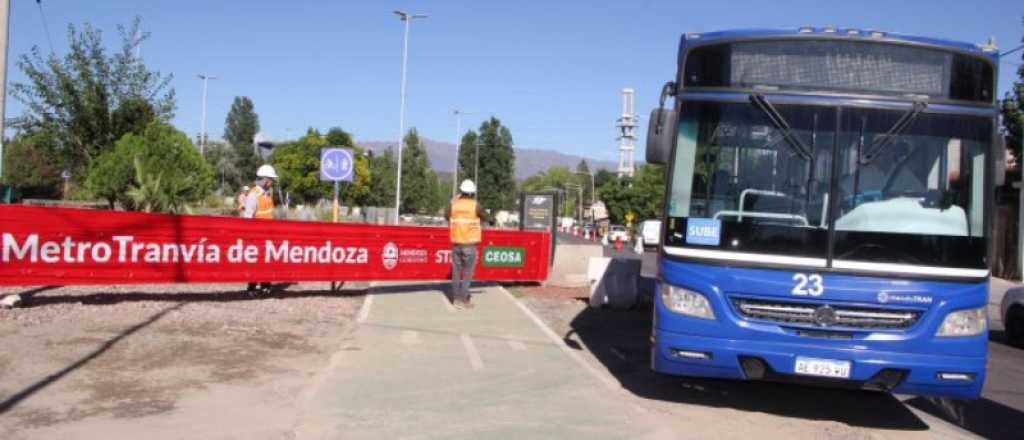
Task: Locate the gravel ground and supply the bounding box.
[0,282,364,440]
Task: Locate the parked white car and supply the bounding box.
[608,225,630,243]
[1001,286,1024,347]
[638,220,662,249]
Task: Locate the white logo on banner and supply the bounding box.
[382,242,399,270]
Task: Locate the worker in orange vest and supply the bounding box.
[448,179,487,310]
[243,164,278,295]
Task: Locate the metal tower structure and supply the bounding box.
[616,88,637,178]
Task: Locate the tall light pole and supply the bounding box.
[393,10,428,223]
[566,182,584,224]
[451,109,471,197]
[197,74,218,155]
[0,0,10,183]
[575,171,595,205]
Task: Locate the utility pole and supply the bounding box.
[392,10,428,223]
[0,0,9,182]
[197,74,218,155]
[451,109,471,197]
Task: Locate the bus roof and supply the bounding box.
[679,28,999,61]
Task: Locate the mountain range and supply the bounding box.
[360,138,620,180]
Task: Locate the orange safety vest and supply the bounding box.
[449,198,481,244]
[248,186,275,219]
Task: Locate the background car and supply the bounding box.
[1002,286,1024,347]
[608,224,630,243]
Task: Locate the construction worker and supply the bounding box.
[447,179,487,310]
[243,165,278,295]
[236,186,250,216]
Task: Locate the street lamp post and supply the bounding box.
[197,73,218,155]
[575,171,595,205]
[392,10,428,224]
[565,183,584,225]
[0,0,9,182]
[452,109,471,197]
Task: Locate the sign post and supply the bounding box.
[320,147,354,292]
[520,191,559,266]
[320,147,355,222]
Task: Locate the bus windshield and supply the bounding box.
[666,100,990,270]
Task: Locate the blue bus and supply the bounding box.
[644,28,1005,399]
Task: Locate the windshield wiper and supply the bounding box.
[749,94,812,161]
[858,101,928,165]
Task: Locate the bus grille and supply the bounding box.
[732,298,921,330]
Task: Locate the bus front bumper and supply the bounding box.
[652,329,986,399]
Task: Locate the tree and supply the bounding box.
[271,129,329,204]
[111,97,157,141]
[203,142,241,194]
[521,165,580,217]
[596,164,665,225]
[475,117,517,212]
[400,128,437,214]
[86,122,213,210]
[344,150,372,207]
[125,157,193,213]
[1002,19,1024,164]
[224,96,262,183]
[575,159,593,205]
[367,149,397,207]
[456,130,478,187]
[1,130,65,198]
[326,127,355,147]
[420,173,449,216]
[10,17,174,172]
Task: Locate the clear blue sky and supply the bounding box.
[5,0,1023,162]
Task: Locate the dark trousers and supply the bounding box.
[451,244,477,302]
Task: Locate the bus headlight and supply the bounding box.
[660,284,715,319]
[936,307,987,337]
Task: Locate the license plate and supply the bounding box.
[794,357,851,379]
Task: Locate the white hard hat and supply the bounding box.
[256,164,278,179]
[459,179,476,194]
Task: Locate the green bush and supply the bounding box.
[86,122,214,211]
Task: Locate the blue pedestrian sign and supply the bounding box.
[320,148,354,182]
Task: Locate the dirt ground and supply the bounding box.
[0,282,364,440]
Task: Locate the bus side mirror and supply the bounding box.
[646,108,677,165]
[995,136,1007,187]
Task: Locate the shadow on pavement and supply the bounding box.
[905,396,1024,440]
[0,302,184,415]
[15,283,365,307]
[895,329,1024,440]
[566,302,931,431]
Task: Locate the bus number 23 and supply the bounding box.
[792,273,824,297]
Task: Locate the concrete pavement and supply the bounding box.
[293,282,659,440]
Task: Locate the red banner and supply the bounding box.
[0,206,550,286]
